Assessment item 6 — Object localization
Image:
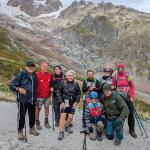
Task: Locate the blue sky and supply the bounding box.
[60,0,150,13]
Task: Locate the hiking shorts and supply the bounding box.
[36,98,50,109]
[60,107,75,115]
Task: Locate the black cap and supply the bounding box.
[26,61,35,67]
[54,65,62,70]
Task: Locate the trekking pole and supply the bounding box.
[134,110,148,138]
[23,103,27,143]
[82,94,86,128]
[134,111,143,136]
[80,130,88,150]
[51,90,55,131]
[133,104,148,138]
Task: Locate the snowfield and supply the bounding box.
[0,101,150,150]
[0,0,32,28]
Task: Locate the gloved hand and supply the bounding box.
[112,118,123,128]
[89,126,93,133]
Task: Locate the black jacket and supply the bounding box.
[9,70,37,103]
[52,72,64,95]
[82,78,100,94]
[56,80,81,106]
[99,76,112,92]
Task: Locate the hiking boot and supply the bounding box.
[58,131,64,141]
[114,138,121,146]
[17,130,24,141]
[69,123,73,127]
[65,127,73,134]
[36,120,42,130]
[44,118,51,129]
[129,130,137,138]
[97,133,103,141]
[55,122,59,127]
[29,127,39,136]
[82,123,86,128]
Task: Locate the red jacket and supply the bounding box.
[112,72,135,98]
[36,71,52,98]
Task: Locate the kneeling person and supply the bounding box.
[56,70,81,140]
[85,92,105,141]
[101,84,129,146]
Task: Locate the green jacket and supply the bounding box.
[101,91,129,122]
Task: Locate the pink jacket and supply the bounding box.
[112,72,135,98]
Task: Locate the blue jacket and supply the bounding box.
[10,70,37,103]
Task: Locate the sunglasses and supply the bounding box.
[117,68,124,71]
[104,71,111,73]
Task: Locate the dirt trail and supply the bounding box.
[0,101,150,150]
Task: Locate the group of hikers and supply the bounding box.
[10,60,137,146]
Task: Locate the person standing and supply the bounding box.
[112,64,137,138]
[57,70,81,140]
[82,70,100,128]
[52,65,64,127]
[10,61,39,141]
[35,61,52,130]
[99,65,113,92]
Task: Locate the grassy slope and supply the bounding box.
[0,27,30,91]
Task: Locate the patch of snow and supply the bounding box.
[34,0,47,8]
[80,5,85,8]
[37,7,65,19]
[35,0,47,6]
[15,18,33,29]
[0,0,33,29]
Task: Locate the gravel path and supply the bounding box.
[0,101,150,150]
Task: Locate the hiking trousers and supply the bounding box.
[17,102,35,131]
[52,95,60,125]
[127,100,135,131]
[106,120,123,140]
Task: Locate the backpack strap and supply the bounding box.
[85,78,97,87]
[115,72,131,90]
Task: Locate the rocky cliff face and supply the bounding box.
[7,0,62,16]
[1,1,150,81]
[49,2,150,80]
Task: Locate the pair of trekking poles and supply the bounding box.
[23,91,55,143]
[125,96,148,139]
[132,104,148,138]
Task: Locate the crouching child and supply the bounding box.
[85,91,105,141]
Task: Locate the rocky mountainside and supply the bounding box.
[7,0,62,16]
[0,1,150,95]
[26,1,149,80]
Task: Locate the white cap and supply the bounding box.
[66,70,76,77]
